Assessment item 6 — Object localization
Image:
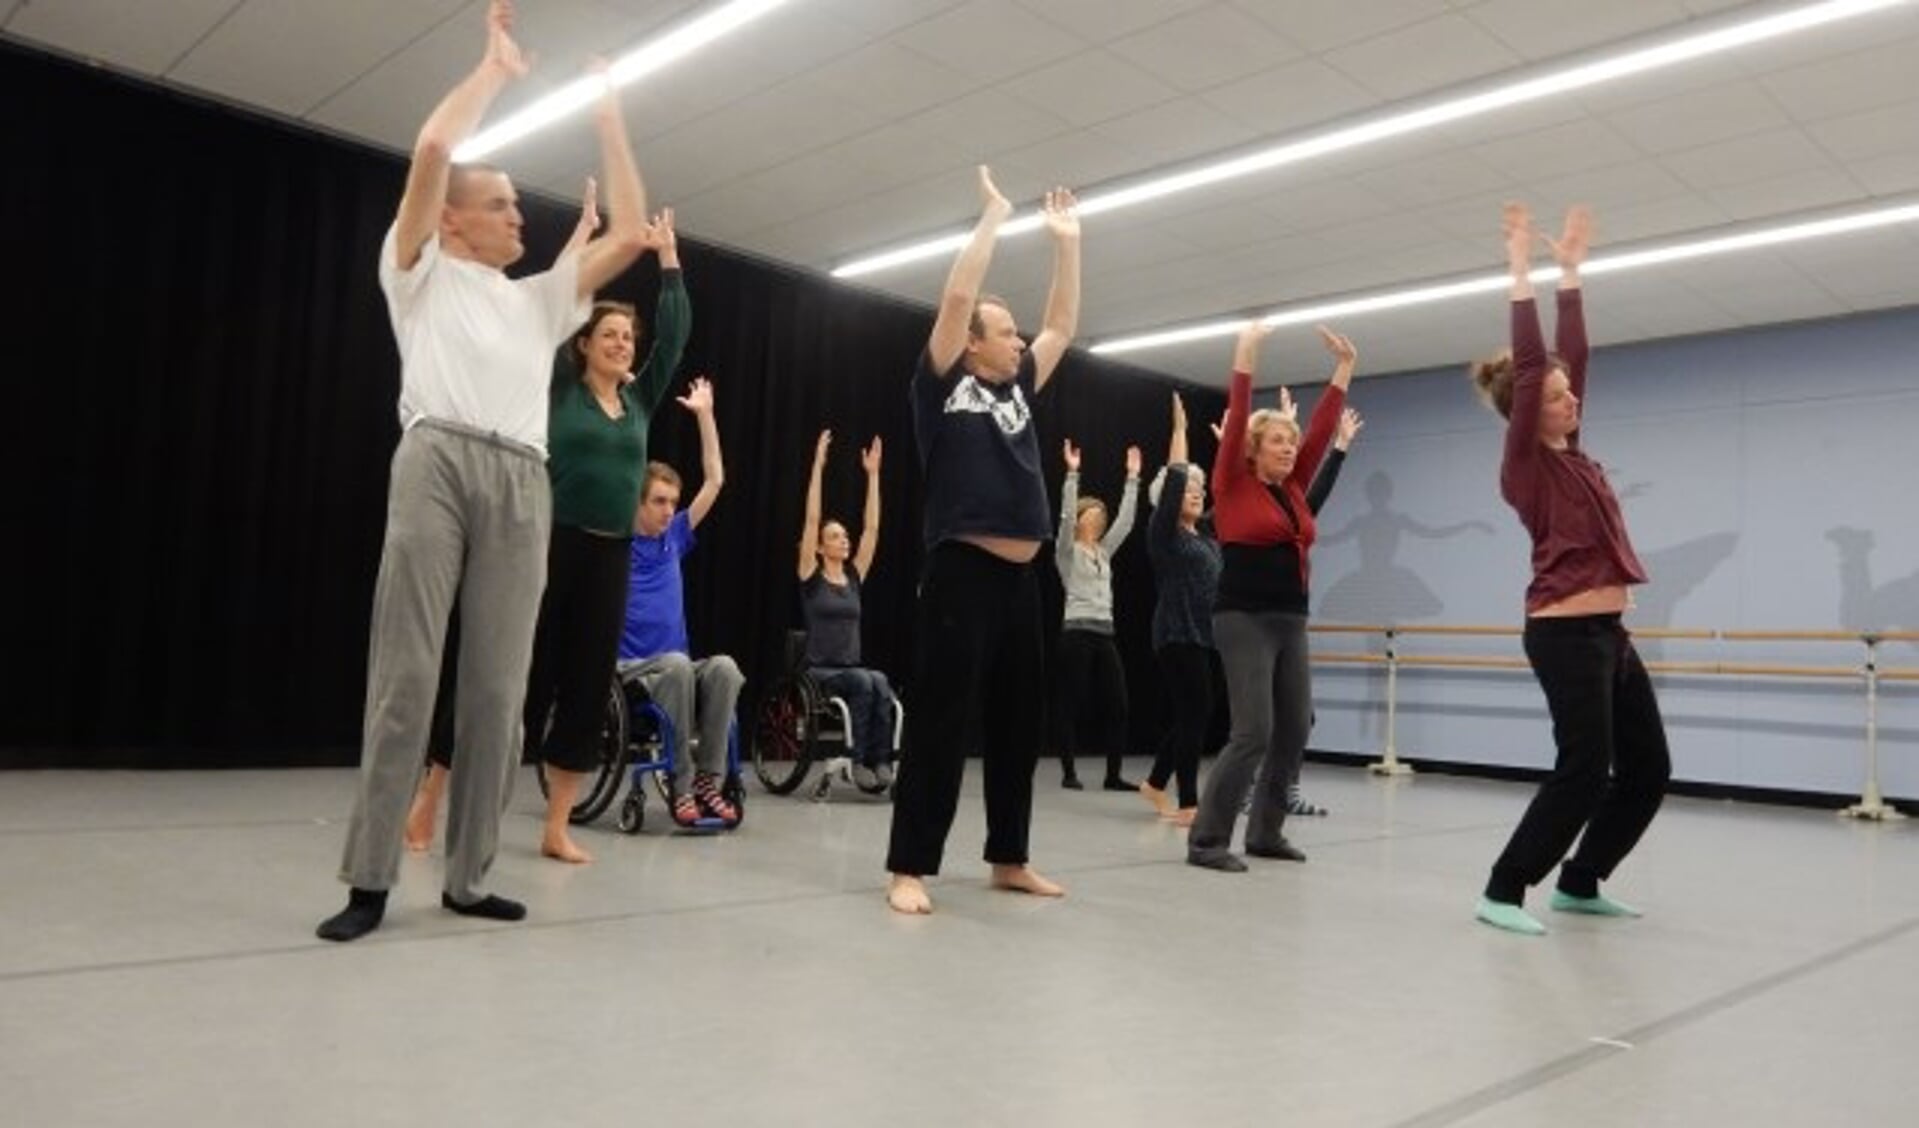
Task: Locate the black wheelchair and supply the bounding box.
[535,672,745,834]
[750,630,904,801]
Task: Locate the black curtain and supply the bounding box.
[1,43,1225,769]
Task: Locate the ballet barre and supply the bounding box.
[1308,623,1918,821]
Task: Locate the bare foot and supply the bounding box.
[888,874,932,915]
[1139,781,1174,817]
[1168,807,1196,828]
[541,835,594,864]
[990,864,1065,898]
[403,795,437,852]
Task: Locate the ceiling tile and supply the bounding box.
[1198,56,1379,136]
[1105,4,1303,93]
[1760,38,1919,124]
[1015,0,1212,41]
[171,0,471,117]
[1087,96,1260,170]
[1661,125,1835,192]
[1320,13,1524,102]
[1229,0,1453,54]
[1001,48,1182,129]
[1460,0,1692,62]
[1470,117,1644,181]
[889,0,1085,84]
[1806,101,1919,164]
[1703,167,1866,223]
[1604,79,1792,154]
[4,0,238,74]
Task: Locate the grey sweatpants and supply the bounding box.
[1190,610,1312,859]
[338,422,550,903]
[617,652,742,790]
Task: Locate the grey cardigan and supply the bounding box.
[1055,470,1140,632]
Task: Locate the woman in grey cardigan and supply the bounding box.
[1053,440,1142,790]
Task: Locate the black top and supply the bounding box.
[912,348,1050,549]
[1146,464,1224,650]
[801,566,863,667]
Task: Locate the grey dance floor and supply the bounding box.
[3,760,1916,1127]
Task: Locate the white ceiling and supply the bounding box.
[8,0,1919,386]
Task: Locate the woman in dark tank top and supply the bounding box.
[796,429,900,786]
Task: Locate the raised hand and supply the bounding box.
[1124,445,1142,479]
[1232,318,1275,376]
[675,376,713,415]
[641,207,677,255]
[978,165,1013,224]
[1503,201,1534,268]
[1041,186,1080,241]
[484,0,529,79]
[862,436,883,474]
[1172,392,1187,431]
[1062,439,1081,473]
[1543,204,1593,271]
[814,428,832,466]
[1336,407,1364,448]
[1318,325,1357,367]
[1274,386,1297,423]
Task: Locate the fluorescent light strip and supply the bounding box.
[455,0,796,161]
[1089,201,1919,356]
[831,0,1909,279]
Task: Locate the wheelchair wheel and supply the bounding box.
[751,678,816,795]
[629,707,674,808]
[533,678,631,825]
[617,793,645,834]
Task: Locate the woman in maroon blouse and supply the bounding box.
[1185,320,1354,872]
[1471,202,1671,936]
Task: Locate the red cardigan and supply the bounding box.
[1211,369,1345,601]
[1502,290,1647,613]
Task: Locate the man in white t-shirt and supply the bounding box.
[320,0,655,941]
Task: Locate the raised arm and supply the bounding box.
[1028,188,1082,392]
[1056,440,1082,575]
[1545,205,1592,435]
[1148,462,1188,562]
[797,429,829,581]
[928,166,1014,374]
[631,209,690,414]
[574,76,650,299]
[393,0,525,270]
[1305,408,1362,514]
[559,176,598,260]
[1167,392,1189,468]
[1289,327,1354,488]
[1215,321,1273,490]
[1503,202,1547,463]
[1101,446,1142,555]
[678,377,724,530]
[852,437,882,579]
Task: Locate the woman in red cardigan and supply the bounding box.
[1186,320,1354,872]
[1471,202,1670,935]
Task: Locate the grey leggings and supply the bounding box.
[1189,610,1311,857]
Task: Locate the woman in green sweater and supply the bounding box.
[524,207,691,862]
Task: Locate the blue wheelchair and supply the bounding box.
[535,673,746,834]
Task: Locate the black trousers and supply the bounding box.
[1485,614,1671,904]
[1051,628,1129,781]
[1147,642,1212,808]
[886,542,1044,876]
[521,524,633,774]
